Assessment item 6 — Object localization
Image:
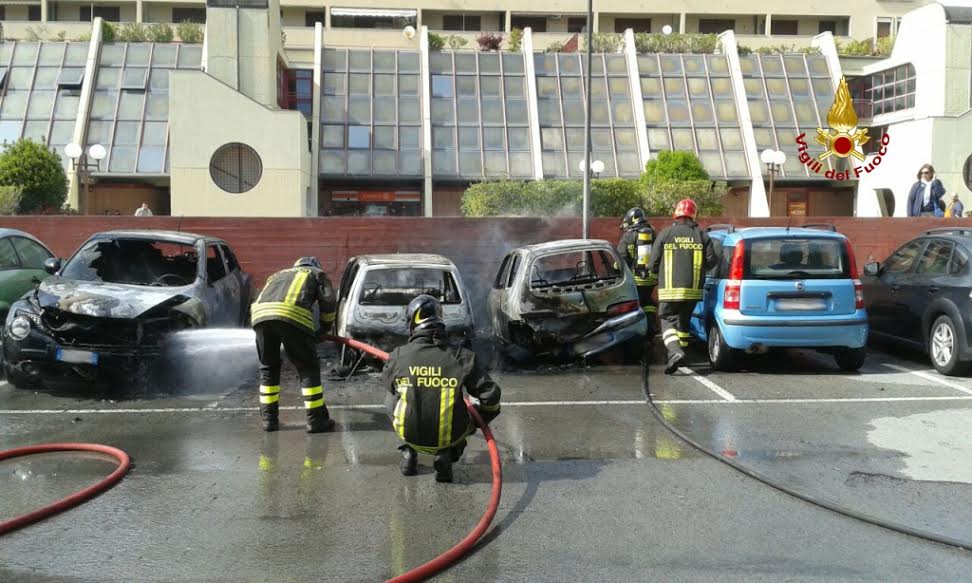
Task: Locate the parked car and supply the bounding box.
[688,224,868,371]
[2,230,252,388]
[487,239,648,360]
[0,229,55,322]
[862,227,972,375]
[334,254,475,364]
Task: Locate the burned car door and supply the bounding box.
[200,244,235,326]
[488,253,514,341]
[336,259,360,336]
[218,244,246,325]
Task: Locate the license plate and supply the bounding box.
[56,347,99,365]
[776,298,827,311]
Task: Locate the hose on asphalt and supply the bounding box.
[640,359,971,551]
[323,335,503,583]
[0,443,131,536]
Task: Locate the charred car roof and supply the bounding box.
[350,254,457,267]
[85,230,227,246]
[517,239,617,255]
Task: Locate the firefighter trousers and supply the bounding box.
[659,301,696,360]
[384,391,468,460]
[636,285,657,336]
[255,320,329,424]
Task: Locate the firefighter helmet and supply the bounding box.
[406,294,445,334]
[294,256,321,269]
[621,207,647,230]
[673,198,698,220]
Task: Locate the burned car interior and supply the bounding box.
[359,268,462,306]
[62,239,200,288]
[530,249,622,291]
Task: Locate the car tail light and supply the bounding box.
[723,241,746,310]
[845,241,865,309]
[607,300,640,316]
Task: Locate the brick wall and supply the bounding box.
[3,216,966,296]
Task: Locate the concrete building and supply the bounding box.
[0,0,968,217]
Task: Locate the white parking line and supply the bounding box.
[881,363,972,396]
[678,367,737,401]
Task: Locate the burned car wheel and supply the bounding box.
[3,362,35,390]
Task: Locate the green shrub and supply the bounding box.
[642,151,709,184]
[545,41,565,53]
[583,32,622,53]
[177,21,204,44]
[633,32,719,54]
[736,44,753,55]
[146,22,175,43]
[0,186,23,215]
[428,32,445,51]
[117,23,148,42]
[642,179,727,218]
[25,26,46,42]
[836,37,874,56]
[590,179,642,217]
[446,34,467,50]
[55,31,67,41]
[101,22,117,42]
[875,35,894,56]
[0,140,68,214]
[800,46,822,55]
[507,28,523,52]
[477,32,503,51]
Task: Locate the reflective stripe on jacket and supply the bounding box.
[649,219,719,303]
[251,267,336,333]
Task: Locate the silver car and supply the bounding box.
[488,239,648,359]
[334,254,476,364]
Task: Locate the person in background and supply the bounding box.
[945,193,965,219]
[134,202,154,217]
[907,164,946,217]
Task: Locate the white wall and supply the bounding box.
[856,118,934,216]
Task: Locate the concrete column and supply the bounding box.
[504,10,511,33]
[416,8,422,31]
[679,12,686,34]
[310,22,323,216]
[765,14,772,36]
[67,20,102,212]
[719,30,769,217]
[136,0,143,23]
[623,29,650,169]
[325,7,331,29]
[592,11,599,33]
[41,0,49,22]
[811,31,843,93]
[420,26,434,217]
[521,27,544,180]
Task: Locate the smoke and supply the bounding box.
[159,329,259,393]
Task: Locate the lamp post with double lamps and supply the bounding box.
[65,142,106,215]
[580,159,604,237]
[760,148,786,216]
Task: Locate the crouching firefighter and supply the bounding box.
[649,199,719,375]
[251,257,337,433]
[383,294,501,483]
[617,207,658,332]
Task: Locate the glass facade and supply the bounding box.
[869,64,916,116]
[87,42,202,174]
[0,42,89,168]
[320,48,423,177]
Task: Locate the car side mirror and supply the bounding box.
[863,262,880,277]
[44,257,61,275]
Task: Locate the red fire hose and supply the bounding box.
[0,443,131,536]
[324,335,503,583]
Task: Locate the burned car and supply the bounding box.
[335,254,475,365]
[2,230,252,388]
[488,239,648,360]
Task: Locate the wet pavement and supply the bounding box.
[1,341,971,581]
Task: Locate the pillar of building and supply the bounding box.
[41,0,49,22]
[505,10,512,33]
[679,12,686,33]
[592,11,599,33]
[719,30,769,217]
[419,26,434,217]
[67,19,102,212]
[310,22,323,216]
[136,0,144,23]
[521,27,544,180]
[765,14,772,36]
[623,29,651,170]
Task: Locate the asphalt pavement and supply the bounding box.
[1,341,970,582]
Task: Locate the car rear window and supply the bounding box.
[358,268,462,306]
[745,238,849,280]
[530,249,621,288]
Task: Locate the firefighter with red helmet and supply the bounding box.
[617,207,658,331]
[649,199,720,374]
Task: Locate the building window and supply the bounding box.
[443,14,481,31]
[172,8,206,23]
[615,18,651,33]
[772,19,799,35]
[863,125,888,155]
[868,63,916,116]
[305,11,325,26]
[331,9,417,29]
[819,20,836,34]
[206,0,268,7]
[81,6,121,22]
[876,17,893,39]
[0,7,5,20]
[511,16,547,33]
[699,19,734,34]
[28,6,41,21]
[567,17,587,33]
[210,143,262,194]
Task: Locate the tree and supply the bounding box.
[0,139,68,214]
[642,150,709,184]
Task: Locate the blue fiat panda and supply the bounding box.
[688,224,869,371]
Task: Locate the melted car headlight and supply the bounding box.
[9,316,31,341]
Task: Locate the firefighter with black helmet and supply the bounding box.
[649,199,720,374]
[383,294,501,483]
[251,256,337,433]
[617,207,658,331]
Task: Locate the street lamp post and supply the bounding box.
[580,159,604,236]
[581,0,594,239]
[760,148,786,216]
[66,142,106,215]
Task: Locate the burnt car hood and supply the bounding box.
[35,277,193,319]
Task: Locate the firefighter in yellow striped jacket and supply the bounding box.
[617,207,658,330]
[251,257,337,433]
[649,199,720,375]
[383,294,501,483]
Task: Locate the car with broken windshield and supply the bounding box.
[688,225,868,371]
[487,239,648,360]
[2,230,252,388]
[334,254,475,367]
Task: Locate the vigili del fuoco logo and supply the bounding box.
[795,76,890,180]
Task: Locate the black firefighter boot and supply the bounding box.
[433,451,453,483]
[399,445,417,476]
[260,403,279,432]
[306,405,335,433]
